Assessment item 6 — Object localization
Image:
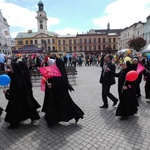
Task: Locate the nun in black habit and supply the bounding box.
[107,61,139,120]
[18,61,41,110]
[42,57,84,126]
[3,62,40,129]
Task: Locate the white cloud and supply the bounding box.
[0,0,60,37]
[54,27,81,35]
[93,0,150,29]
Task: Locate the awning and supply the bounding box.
[12,45,43,54]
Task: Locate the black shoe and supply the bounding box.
[75,118,79,124]
[120,116,128,120]
[0,107,4,116]
[8,124,20,129]
[113,99,118,106]
[100,105,108,108]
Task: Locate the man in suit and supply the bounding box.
[100,54,118,108]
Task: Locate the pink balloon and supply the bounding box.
[125,70,138,81]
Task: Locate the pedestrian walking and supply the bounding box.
[99,54,118,108]
[42,56,84,127]
[107,61,139,120]
[3,62,40,129]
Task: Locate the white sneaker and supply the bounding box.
[32,120,39,125]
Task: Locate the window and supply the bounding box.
[113,38,116,43]
[52,46,55,50]
[80,38,82,44]
[48,47,51,51]
[84,46,87,51]
[89,38,92,43]
[89,46,92,50]
[18,41,23,45]
[74,46,76,51]
[30,40,33,45]
[103,38,105,43]
[80,46,82,51]
[58,40,61,45]
[94,45,96,50]
[84,38,87,44]
[69,40,72,44]
[113,45,116,49]
[98,45,101,50]
[26,40,28,44]
[103,45,105,50]
[69,46,72,51]
[74,39,76,44]
[40,24,43,29]
[59,47,61,51]
[63,40,65,44]
[52,39,55,44]
[63,46,65,51]
[35,40,37,44]
[98,38,101,43]
[41,39,44,44]
[109,38,111,43]
[94,38,96,43]
[48,39,50,44]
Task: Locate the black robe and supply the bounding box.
[19,61,41,110]
[110,69,139,117]
[42,76,84,126]
[144,70,150,99]
[5,71,40,126]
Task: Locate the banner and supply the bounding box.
[136,63,145,74]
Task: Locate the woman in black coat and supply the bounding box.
[42,57,84,126]
[3,62,40,129]
[107,61,139,120]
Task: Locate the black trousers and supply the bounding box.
[102,83,117,106]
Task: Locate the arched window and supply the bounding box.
[80,38,82,44]
[40,24,43,29]
[89,38,92,43]
[84,38,87,44]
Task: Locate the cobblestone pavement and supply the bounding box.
[0,66,150,150]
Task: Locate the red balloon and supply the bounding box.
[125,70,138,81]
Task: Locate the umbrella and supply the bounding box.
[0,53,5,64]
[38,64,62,79]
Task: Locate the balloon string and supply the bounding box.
[121,80,126,93]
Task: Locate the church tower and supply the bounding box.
[36,0,48,34]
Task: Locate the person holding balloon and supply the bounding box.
[106,61,139,120]
[3,62,40,129]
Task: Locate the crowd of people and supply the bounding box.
[0,54,84,129]
[0,51,150,128]
[99,52,150,120]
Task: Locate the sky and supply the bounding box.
[0,0,150,38]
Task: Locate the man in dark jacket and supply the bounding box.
[100,54,118,108]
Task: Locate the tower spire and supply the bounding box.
[107,22,110,30]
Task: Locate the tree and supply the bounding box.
[105,46,112,54]
[128,37,146,52]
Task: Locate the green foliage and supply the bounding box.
[128,37,146,52]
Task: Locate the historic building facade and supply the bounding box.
[14,1,123,55]
[14,1,58,53]
[144,15,150,44]
[120,21,144,49]
[0,10,12,56]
